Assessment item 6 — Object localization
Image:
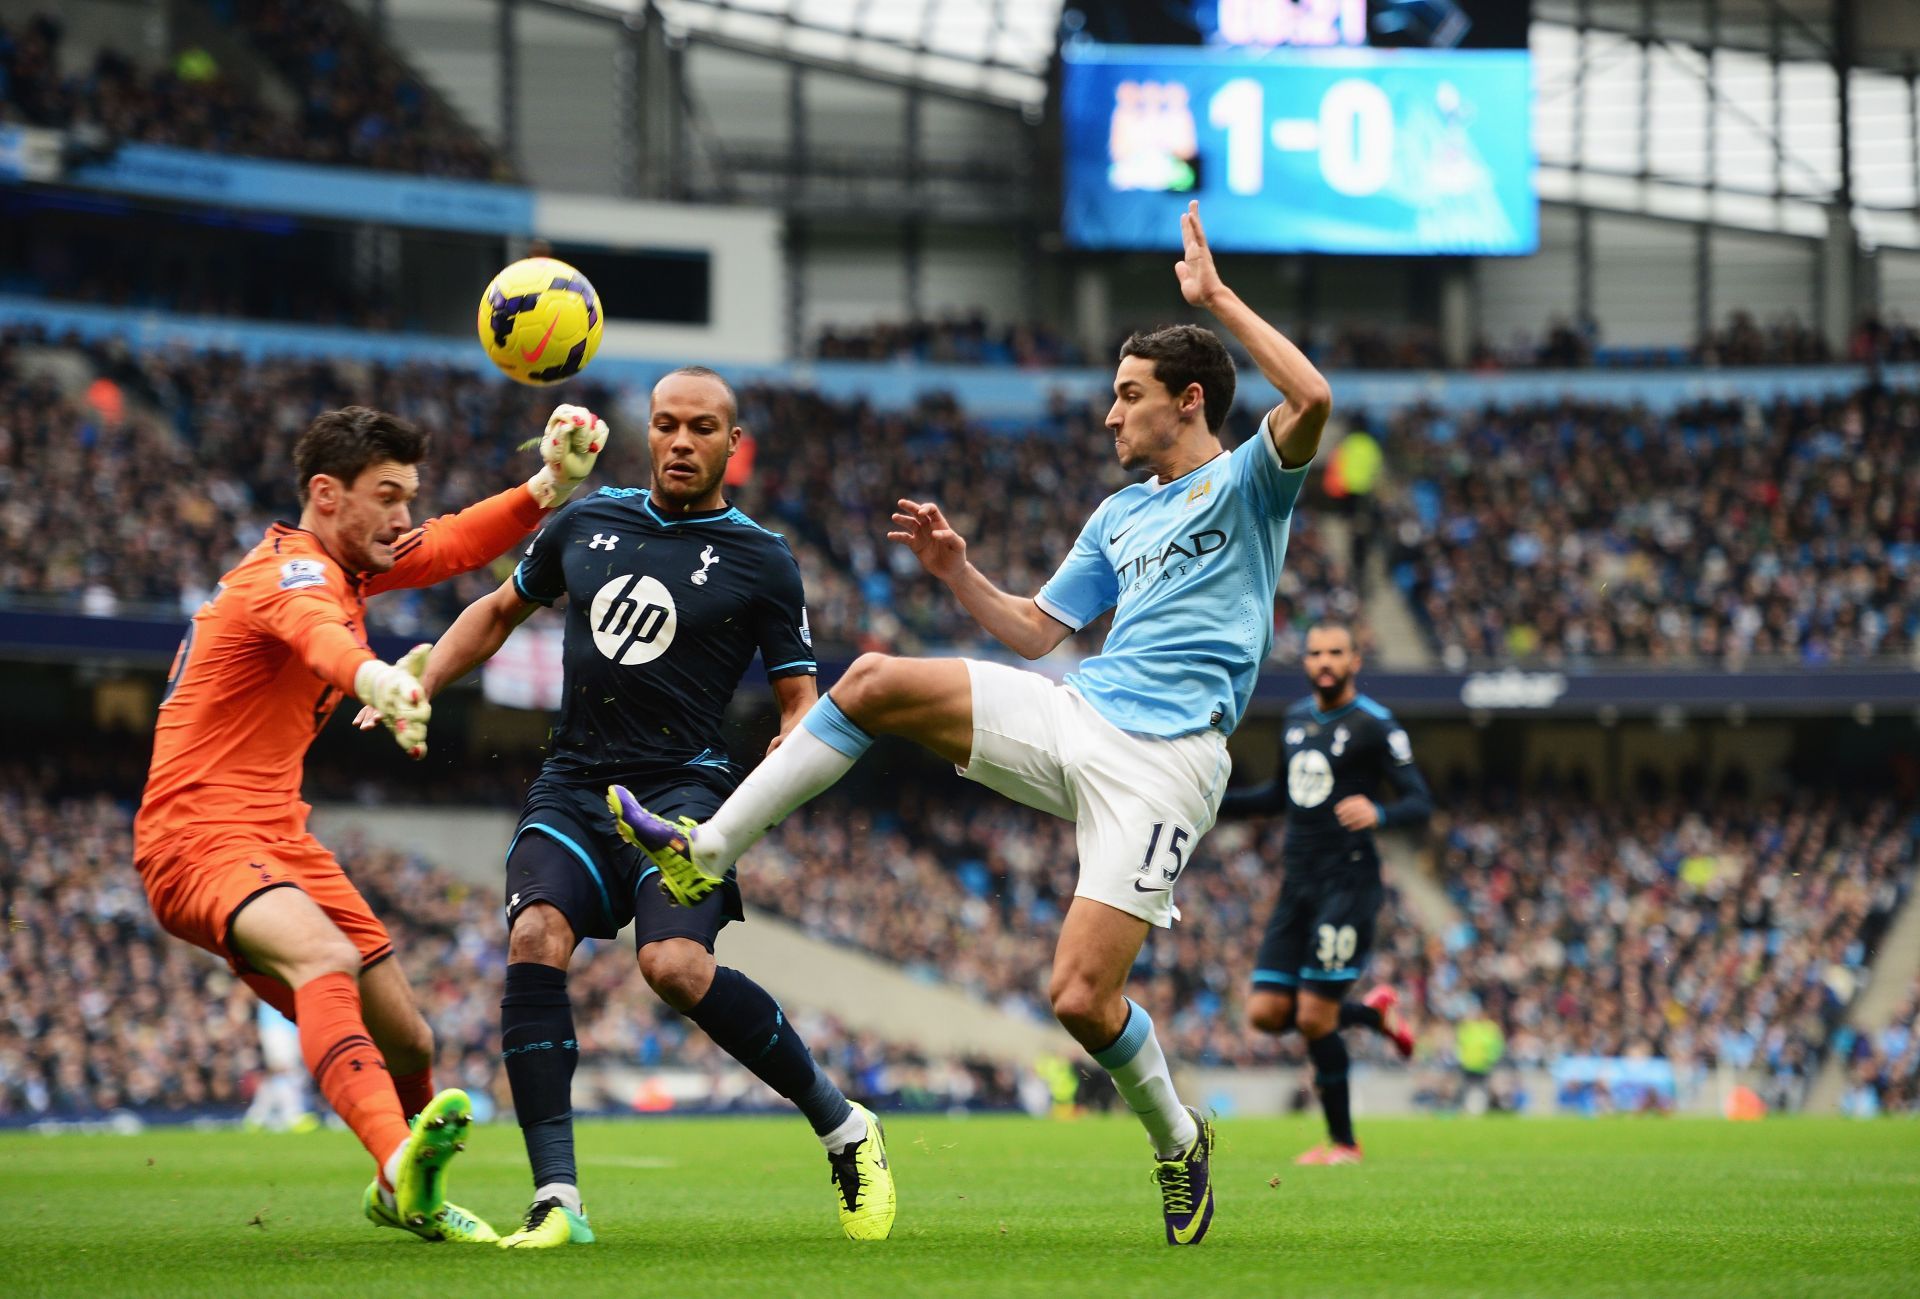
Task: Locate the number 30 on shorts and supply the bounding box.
[1316,923,1358,969]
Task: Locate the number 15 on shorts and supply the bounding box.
[1140,821,1193,885]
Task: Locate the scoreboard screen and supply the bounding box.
[1060,45,1536,256]
[1065,1,1532,51]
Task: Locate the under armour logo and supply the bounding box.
[589,533,618,551]
[691,544,720,585]
[509,892,520,912]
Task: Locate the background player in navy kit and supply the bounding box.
[1217,621,1430,1165]
[383,367,894,1245]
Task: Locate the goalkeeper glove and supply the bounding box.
[354,643,433,760]
[525,404,609,508]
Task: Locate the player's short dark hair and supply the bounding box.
[657,365,738,425]
[1307,620,1358,650]
[292,406,429,505]
[1118,325,1237,433]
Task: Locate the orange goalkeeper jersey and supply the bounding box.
[134,484,547,858]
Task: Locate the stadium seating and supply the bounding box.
[814,312,1920,372]
[0,6,499,179]
[747,788,1915,1099]
[11,761,1902,1120]
[12,333,1919,673]
[0,783,1018,1122]
[1838,977,1920,1116]
[1379,385,1920,667]
[813,315,1086,368]
[1425,796,1915,1108]
[0,334,1362,659]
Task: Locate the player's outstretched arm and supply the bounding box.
[1175,201,1331,469]
[422,579,542,697]
[888,499,1073,660]
[365,405,610,596]
[353,579,539,733]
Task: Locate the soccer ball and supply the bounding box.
[477,257,604,385]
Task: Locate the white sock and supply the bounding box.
[380,1143,407,1203]
[535,1181,583,1215]
[695,699,871,871]
[1094,1000,1197,1160]
[819,1107,869,1153]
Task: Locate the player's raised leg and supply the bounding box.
[612,654,972,903]
[496,894,596,1249]
[1052,898,1214,1246]
[228,888,477,1234]
[1346,985,1415,1059]
[1293,989,1363,1165]
[637,935,893,1240]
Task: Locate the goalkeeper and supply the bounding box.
[134,402,607,1245]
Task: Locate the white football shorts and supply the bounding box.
[957,658,1230,928]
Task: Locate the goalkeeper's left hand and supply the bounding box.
[525,403,610,508]
[353,643,434,760]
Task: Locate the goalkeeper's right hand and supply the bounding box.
[353,643,433,759]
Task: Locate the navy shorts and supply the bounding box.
[1251,869,1383,995]
[506,774,743,951]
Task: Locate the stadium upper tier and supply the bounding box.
[0,5,500,179]
[2,329,1914,672]
[815,312,1920,373]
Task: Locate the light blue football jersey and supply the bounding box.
[1034,426,1310,738]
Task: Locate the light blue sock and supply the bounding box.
[695,695,873,869]
[1093,1000,1197,1159]
[800,695,875,759]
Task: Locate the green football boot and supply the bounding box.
[363,1180,499,1243]
[827,1103,896,1241]
[392,1088,473,1230]
[499,1196,596,1249]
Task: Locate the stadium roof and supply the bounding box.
[654,0,1065,105]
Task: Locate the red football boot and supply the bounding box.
[1364,985,1415,1060]
[1294,1143,1364,1166]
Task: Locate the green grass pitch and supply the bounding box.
[5,1116,1916,1298]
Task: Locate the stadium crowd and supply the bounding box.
[1422,794,1914,1110]
[815,312,1920,372]
[0,6,498,178]
[741,781,1914,1098]
[1836,974,1920,1117]
[813,315,1087,368]
[0,784,1019,1123]
[0,334,1362,663]
[1379,383,1920,667]
[2,728,1909,1117]
[8,331,1920,672]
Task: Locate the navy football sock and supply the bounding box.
[1340,1001,1385,1034]
[687,966,853,1137]
[1307,1031,1356,1147]
[501,962,579,1189]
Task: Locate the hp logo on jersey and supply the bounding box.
[1288,749,1334,808]
[590,573,678,665]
